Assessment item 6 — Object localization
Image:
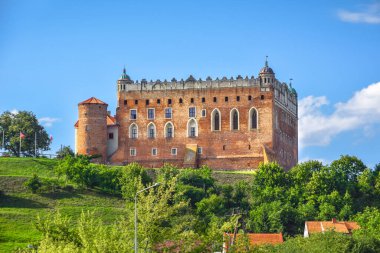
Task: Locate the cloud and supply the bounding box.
[10,109,19,114]
[39,117,60,127]
[299,82,380,148]
[338,3,380,24]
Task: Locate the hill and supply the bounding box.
[0,158,252,252]
[0,158,125,253]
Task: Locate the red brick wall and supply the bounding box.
[110,86,276,169]
[77,103,108,161]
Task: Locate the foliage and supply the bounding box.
[0,111,50,156]
[24,174,42,193]
[120,162,152,201]
[55,146,74,159]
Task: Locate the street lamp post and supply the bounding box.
[134,182,160,253]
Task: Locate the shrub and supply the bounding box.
[25,174,43,193]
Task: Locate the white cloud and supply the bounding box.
[10,109,19,114]
[299,82,380,148]
[39,117,60,127]
[338,3,380,24]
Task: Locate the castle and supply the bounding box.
[75,59,298,170]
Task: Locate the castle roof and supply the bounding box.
[119,67,132,81]
[74,115,116,128]
[78,97,108,106]
[259,56,274,75]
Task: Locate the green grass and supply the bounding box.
[0,158,251,252]
[0,158,125,253]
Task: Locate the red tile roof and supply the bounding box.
[224,233,283,252]
[305,220,360,234]
[74,115,116,128]
[78,97,108,105]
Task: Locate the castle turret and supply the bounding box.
[76,97,108,162]
[117,67,133,92]
[259,56,275,85]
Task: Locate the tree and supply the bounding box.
[56,145,74,159]
[0,111,50,156]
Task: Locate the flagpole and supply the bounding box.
[1,130,4,151]
[19,132,21,157]
[34,132,37,158]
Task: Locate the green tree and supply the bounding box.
[0,110,50,156]
[56,145,75,159]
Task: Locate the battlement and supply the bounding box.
[117,75,297,99]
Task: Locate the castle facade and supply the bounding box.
[75,59,298,170]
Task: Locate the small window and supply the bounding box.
[236,96,240,101]
[197,147,202,154]
[261,95,265,100]
[189,107,196,117]
[248,144,251,150]
[168,99,172,105]
[165,108,172,119]
[157,99,161,104]
[248,95,252,101]
[201,97,205,103]
[130,148,136,156]
[145,99,149,105]
[225,97,228,102]
[179,98,183,104]
[171,148,177,156]
[201,109,206,117]
[108,133,114,139]
[130,109,137,120]
[190,98,194,103]
[135,100,138,105]
[124,100,127,105]
[213,97,217,103]
[223,145,226,150]
[152,148,157,156]
[148,108,155,120]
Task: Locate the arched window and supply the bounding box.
[187,118,198,137]
[249,107,258,130]
[164,122,174,138]
[147,123,156,139]
[211,108,221,131]
[230,108,239,130]
[129,123,138,139]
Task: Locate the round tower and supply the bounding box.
[76,97,108,162]
[259,56,275,85]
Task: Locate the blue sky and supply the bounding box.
[1,0,380,167]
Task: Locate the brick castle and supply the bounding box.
[75,59,298,170]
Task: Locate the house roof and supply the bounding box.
[305,220,360,234]
[224,233,283,246]
[78,97,108,105]
[74,115,116,128]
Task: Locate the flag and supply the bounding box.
[20,132,26,139]
[50,135,53,142]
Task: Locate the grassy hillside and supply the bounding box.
[0,158,253,252]
[0,158,125,253]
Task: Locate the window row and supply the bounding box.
[128,107,259,139]
[124,95,262,107]
[131,107,206,120]
[129,147,203,156]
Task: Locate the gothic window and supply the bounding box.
[164,122,174,138]
[211,109,221,131]
[249,107,258,130]
[147,123,156,139]
[230,108,239,130]
[187,118,198,137]
[129,123,138,139]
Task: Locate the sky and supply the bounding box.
[1,0,380,168]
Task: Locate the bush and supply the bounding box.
[25,174,42,193]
